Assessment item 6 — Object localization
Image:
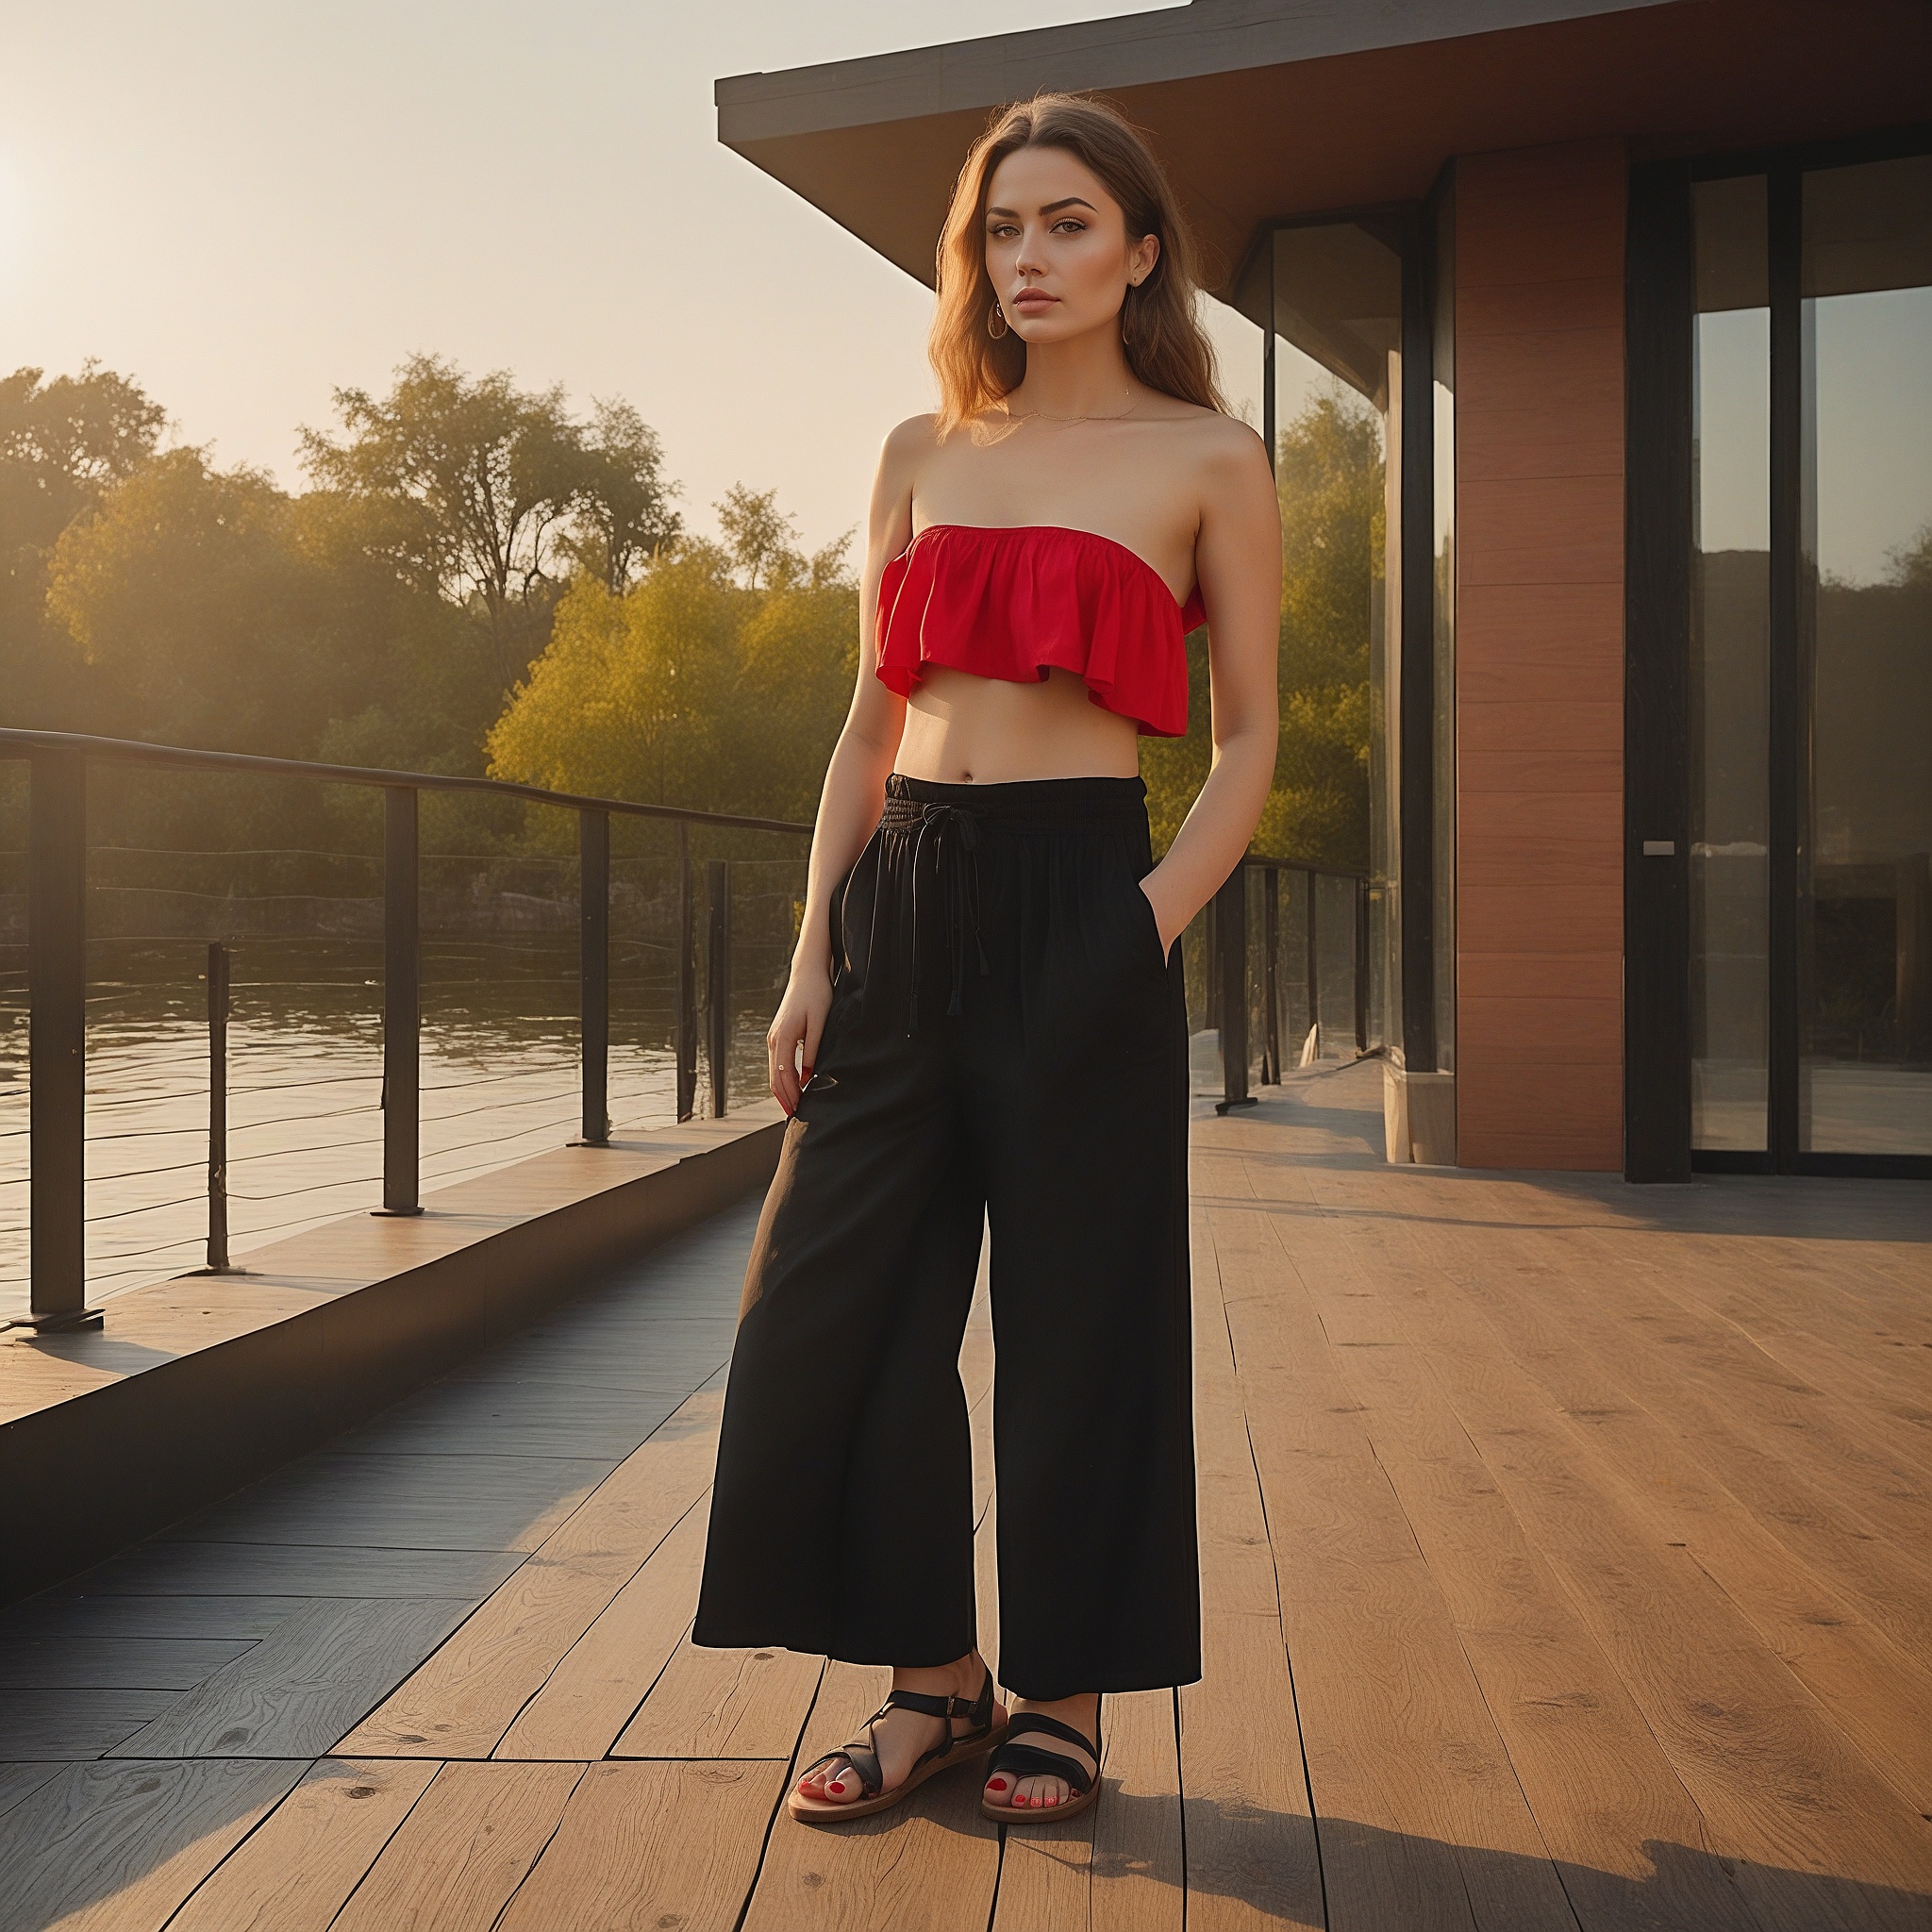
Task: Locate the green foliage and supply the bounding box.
[0,362,168,721]
[299,354,680,688]
[2,355,1374,882]
[487,500,858,825]
[1143,391,1376,870]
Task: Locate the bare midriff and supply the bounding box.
[891,663,1143,785]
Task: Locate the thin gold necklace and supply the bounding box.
[1009,388,1140,426]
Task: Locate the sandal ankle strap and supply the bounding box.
[880,1687,952,1721]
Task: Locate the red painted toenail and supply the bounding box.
[989,1777,1008,1790]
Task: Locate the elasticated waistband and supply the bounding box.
[881,771,1147,831]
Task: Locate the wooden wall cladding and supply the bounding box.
[1456,139,1627,1172]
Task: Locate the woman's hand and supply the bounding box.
[1139,872,1180,955]
[768,958,833,1117]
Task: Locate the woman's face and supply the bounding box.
[982,144,1158,347]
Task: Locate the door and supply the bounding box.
[1689,149,1932,1174]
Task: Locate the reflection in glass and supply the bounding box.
[1431,186,1457,1075]
[1268,222,1401,1057]
[1800,154,1932,1153]
[1690,175,1772,1149]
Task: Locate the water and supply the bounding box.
[0,931,784,1320]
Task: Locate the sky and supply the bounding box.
[0,0,1258,556]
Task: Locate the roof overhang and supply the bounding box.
[717,0,1932,297]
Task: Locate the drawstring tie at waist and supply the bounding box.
[904,801,990,1034]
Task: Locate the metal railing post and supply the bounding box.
[1213,866,1254,1114]
[577,809,609,1146]
[207,941,229,1271]
[707,858,731,1119]
[675,824,697,1122]
[1305,870,1321,1062]
[1355,877,1370,1055]
[1261,865,1281,1085]
[25,751,97,1330]
[376,786,421,1216]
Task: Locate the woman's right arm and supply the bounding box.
[765,417,926,1115]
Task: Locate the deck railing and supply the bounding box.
[3,724,1366,1332]
[1,729,812,1334]
[1207,854,1371,1114]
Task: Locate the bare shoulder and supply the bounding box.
[1141,399,1265,470]
[1193,408,1270,474]
[881,412,942,468]
[871,414,941,527]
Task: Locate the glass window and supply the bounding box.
[1267,220,1401,1058]
[1799,154,1932,1154]
[1690,174,1772,1151]
[1430,185,1457,1075]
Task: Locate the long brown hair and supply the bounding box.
[930,93,1224,433]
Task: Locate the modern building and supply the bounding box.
[717,0,1932,1180]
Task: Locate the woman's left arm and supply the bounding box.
[1139,423,1282,949]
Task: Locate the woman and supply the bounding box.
[691,92,1278,1827]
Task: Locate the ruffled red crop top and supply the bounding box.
[874,524,1205,738]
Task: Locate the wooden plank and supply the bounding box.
[0,1760,64,1820]
[336,1398,683,1453]
[1543,1221,1932,1529]
[0,1687,177,1760]
[76,1541,521,1600]
[611,1636,824,1759]
[994,1687,1183,1930]
[1179,1615,1324,1932]
[335,1551,634,1758]
[1430,1203,1932,1663]
[740,1660,1000,1932]
[1179,1216,1324,1931]
[0,1596,309,1642]
[167,1451,614,1554]
[496,1760,785,1931]
[168,1757,440,1932]
[1257,1177,1757,1931]
[1201,1150,1580,1932]
[108,1597,473,1758]
[329,1760,584,1932]
[494,1501,708,1760]
[0,1638,253,1690]
[341,1391,723,1758]
[1395,1198,1932,1817]
[1091,1689,1184,1928]
[0,1757,305,1932]
[1298,1169,1932,1925]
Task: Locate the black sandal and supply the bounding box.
[788,1663,1008,1823]
[979,1698,1104,1824]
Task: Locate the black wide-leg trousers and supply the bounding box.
[691,773,1200,1700]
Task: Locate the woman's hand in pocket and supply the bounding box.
[769,961,833,1117]
[1139,869,1182,958]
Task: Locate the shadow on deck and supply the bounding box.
[1,1060,1928,1930]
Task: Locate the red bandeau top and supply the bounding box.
[874,523,1206,739]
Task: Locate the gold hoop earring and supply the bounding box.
[987,303,1008,341]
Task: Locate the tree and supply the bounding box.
[487,490,858,821]
[1263,391,1377,870]
[0,361,167,547]
[299,357,683,691]
[486,553,743,811]
[43,449,343,757]
[562,399,682,592]
[0,362,168,723]
[1142,391,1374,870]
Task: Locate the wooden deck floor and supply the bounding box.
[2,1059,1928,1930]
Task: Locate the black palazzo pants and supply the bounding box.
[691,772,1200,1702]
